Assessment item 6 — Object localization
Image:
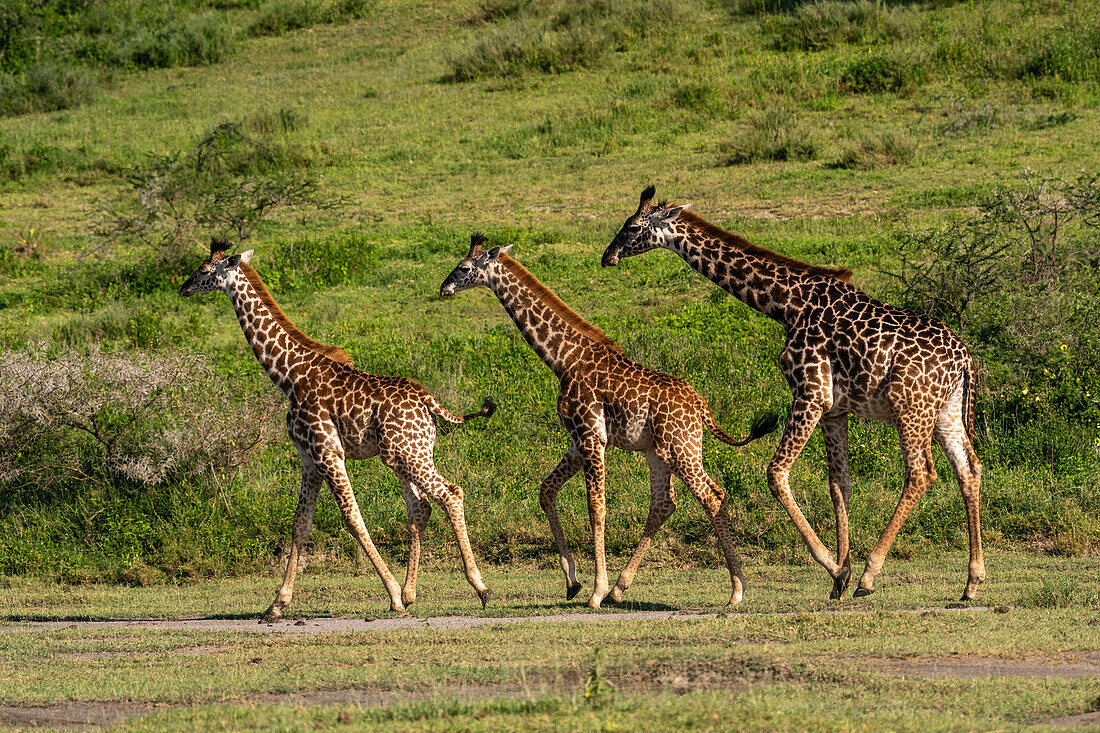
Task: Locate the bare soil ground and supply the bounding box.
[0,604,999,635]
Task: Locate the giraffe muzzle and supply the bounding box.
[440,282,457,297]
[601,247,621,268]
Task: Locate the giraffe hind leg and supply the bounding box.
[607,450,676,604]
[539,445,583,599]
[821,415,853,600]
[397,459,492,608]
[399,479,431,607]
[936,409,984,601]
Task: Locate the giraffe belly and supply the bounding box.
[606,418,654,451]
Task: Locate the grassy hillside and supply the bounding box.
[1,0,1098,584]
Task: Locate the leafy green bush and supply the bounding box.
[446,0,686,82]
[840,53,922,94]
[832,128,915,169]
[0,63,95,116]
[118,12,234,69]
[719,106,817,164]
[764,0,912,52]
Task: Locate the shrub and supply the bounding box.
[719,106,817,165]
[832,128,915,169]
[765,0,912,52]
[0,346,282,491]
[248,0,322,36]
[0,63,95,116]
[1017,22,1100,82]
[96,121,340,267]
[118,12,234,69]
[445,0,686,82]
[839,53,922,95]
[885,172,1100,468]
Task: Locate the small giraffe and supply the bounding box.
[441,234,777,608]
[180,238,494,619]
[603,187,985,601]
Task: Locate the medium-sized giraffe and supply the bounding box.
[441,234,777,609]
[603,186,985,601]
[180,239,494,620]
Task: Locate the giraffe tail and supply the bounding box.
[425,395,496,425]
[700,400,780,447]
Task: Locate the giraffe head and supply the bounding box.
[440,233,512,297]
[179,238,254,297]
[602,185,691,267]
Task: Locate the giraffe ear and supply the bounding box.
[239,249,254,265]
[499,244,513,256]
[650,202,690,227]
[640,185,656,207]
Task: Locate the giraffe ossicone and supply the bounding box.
[180,238,494,619]
[441,233,778,609]
[604,187,985,601]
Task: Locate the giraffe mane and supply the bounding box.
[677,211,854,283]
[499,254,624,354]
[238,263,355,366]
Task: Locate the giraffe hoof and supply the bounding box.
[959,593,975,602]
[566,583,582,600]
[478,588,493,609]
[830,567,852,600]
[853,587,873,598]
[260,607,282,623]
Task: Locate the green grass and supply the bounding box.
[1,556,1099,730]
[0,0,1098,584]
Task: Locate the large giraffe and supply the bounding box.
[602,187,984,602]
[180,239,494,619]
[440,234,777,609]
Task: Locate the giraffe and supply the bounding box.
[440,234,777,609]
[602,186,985,602]
[180,238,494,620]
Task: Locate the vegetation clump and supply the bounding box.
[720,106,817,165]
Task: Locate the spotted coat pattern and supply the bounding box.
[441,235,775,608]
[180,240,493,619]
[603,187,985,601]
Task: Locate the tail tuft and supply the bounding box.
[748,411,781,441]
[461,396,496,422]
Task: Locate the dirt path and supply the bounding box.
[0,604,999,635]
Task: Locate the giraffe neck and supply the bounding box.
[486,255,621,378]
[664,214,848,330]
[224,271,323,398]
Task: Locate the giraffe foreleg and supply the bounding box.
[577,437,609,609]
[767,400,841,580]
[855,418,936,597]
[399,479,431,607]
[608,450,676,604]
[538,445,583,599]
[263,457,322,622]
[821,415,853,600]
[318,452,405,613]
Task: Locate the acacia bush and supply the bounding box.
[0,346,282,492]
[96,121,338,268]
